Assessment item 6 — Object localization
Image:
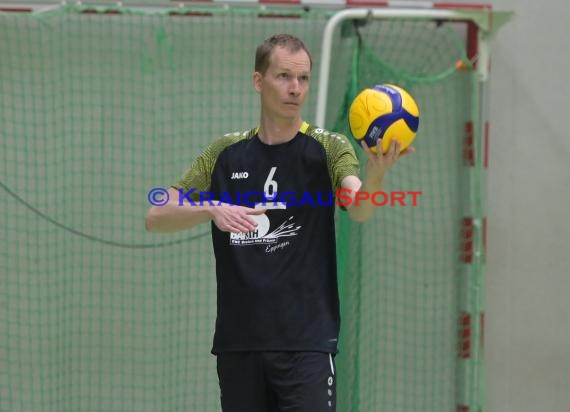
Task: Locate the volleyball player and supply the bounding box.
[145,33,412,412]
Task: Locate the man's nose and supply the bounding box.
[288,78,301,95]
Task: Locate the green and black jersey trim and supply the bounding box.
[303,123,360,192]
[171,129,256,199]
[171,123,359,199]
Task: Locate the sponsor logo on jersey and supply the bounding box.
[230,215,301,248]
[230,172,249,180]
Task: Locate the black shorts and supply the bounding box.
[216,351,336,412]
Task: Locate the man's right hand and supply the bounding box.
[210,204,267,234]
[146,187,265,234]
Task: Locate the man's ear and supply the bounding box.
[253,71,262,93]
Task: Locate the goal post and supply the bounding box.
[316,4,511,412]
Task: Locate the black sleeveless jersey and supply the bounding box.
[172,122,359,354]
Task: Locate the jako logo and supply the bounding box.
[231,172,249,180]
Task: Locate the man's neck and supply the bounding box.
[257,115,304,145]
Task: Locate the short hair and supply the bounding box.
[254,34,313,75]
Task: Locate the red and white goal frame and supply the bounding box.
[316,5,510,412]
[314,5,510,412]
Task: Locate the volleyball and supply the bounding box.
[348,84,420,153]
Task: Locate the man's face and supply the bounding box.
[253,46,311,121]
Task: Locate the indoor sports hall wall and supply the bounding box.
[481,0,570,411]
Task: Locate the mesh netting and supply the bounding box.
[329,21,475,412]
[0,6,476,412]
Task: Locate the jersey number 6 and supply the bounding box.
[264,167,278,200]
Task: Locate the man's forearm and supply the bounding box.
[145,203,214,233]
[346,176,384,223]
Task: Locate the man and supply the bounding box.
[145,33,413,412]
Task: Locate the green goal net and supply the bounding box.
[330,21,477,412]
[0,5,481,412]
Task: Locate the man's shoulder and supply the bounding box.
[204,128,256,157]
[303,124,355,152]
[216,128,256,146]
